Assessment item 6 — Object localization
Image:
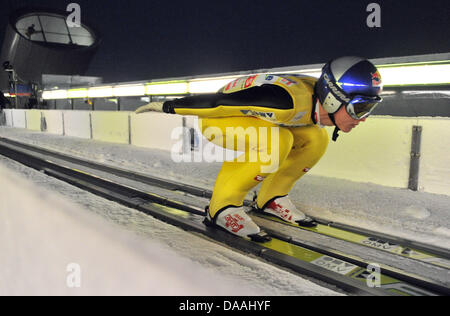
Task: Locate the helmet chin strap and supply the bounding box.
[328,113,340,142]
[313,87,341,142]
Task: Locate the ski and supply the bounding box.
[247,208,450,270]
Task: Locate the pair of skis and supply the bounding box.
[202,197,450,271]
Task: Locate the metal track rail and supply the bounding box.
[1,137,448,263]
[0,138,449,296]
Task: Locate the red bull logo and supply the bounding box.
[225,214,244,233]
[371,71,382,87]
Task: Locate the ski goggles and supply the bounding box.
[345,95,382,120]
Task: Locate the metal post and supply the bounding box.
[40,111,44,131]
[190,128,195,152]
[13,70,18,109]
[128,114,132,145]
[89,113,93,139]
[408,125,422,191]
[181,116,187,154]
[62,112,65,136]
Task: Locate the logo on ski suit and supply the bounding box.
[254,175,266,182]
[240,110,277,121]
[225,214,245,233]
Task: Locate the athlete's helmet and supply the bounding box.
[315,56,383,120]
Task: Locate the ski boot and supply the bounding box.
[253,195,317,227]
[203,205,271,242]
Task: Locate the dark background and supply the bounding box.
[1,0,449,83]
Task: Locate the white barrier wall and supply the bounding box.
[4,109,13,126]
[311,117,417,188]
[42,110,64,135]
[2,109,449,196]
[26,110,42,131]
[311,116,450,196]
[130,112,183,152]
[91,111,130,144]
[62,111,91,139]
[418,117,450,196]
[11,110,27,128]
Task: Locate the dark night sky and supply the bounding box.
[1,0,449,83]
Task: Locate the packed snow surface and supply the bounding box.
[0,126,449,295]
[1,127,448,249]
[0,128,344,296]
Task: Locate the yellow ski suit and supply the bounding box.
[162,74,329,216]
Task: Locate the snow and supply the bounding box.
[0,125,449,294]
[402,205,431,220]
[434,227,450,239]
[1,126,449,249]
[0,130,343,296]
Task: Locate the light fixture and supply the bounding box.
[146,81,188,95]
[40,60,450,99]
[269,69,322,78]
[67,88,88,98]
[188,78,237,94]
[87,86,114,98]
[42,89,68,99]
[401,90,450,97]
[113,84,146,97]
[378,63,450,86]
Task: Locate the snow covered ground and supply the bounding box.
[0,126,449,295]
[1,126,449,249]
[0,127,344,296]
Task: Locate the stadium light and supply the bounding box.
[42,89,68,99]
[67,88,88,99]
[40,60,450,99]
[113,84,146,97]
[377,63,450,86]
[188,78,237,94]
[146,81,188,95]
[270,69,322,78]
[87,86,114,98]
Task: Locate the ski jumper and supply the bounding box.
[162,74,329,217]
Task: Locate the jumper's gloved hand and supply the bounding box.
[135,102,164,114]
